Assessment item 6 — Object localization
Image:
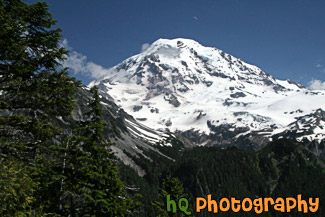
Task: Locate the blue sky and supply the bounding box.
[32,0,325,88]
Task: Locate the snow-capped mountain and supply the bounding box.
[89,38,325,151]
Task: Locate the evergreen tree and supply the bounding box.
[0,156,40,216]
[57,87,129,216]
[0,0,80,160]
[153,176,192,217]
[0,0,80,214]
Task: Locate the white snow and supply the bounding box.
[124,119,170,146]
[89,38,325,144]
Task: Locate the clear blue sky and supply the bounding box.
[31,0,325,87]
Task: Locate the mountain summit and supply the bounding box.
[89,38,325,152]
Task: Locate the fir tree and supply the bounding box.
[0,156,39,216]
[153,176,192,217]
[0,0,80,160]
[0,0,80,214]
[57,87,129,216]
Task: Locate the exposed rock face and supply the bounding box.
[55,87,182,176]
[273,109,325,157]
[88,38,325,153]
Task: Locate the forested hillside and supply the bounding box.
[120,139,325,216]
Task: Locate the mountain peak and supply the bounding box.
[89,38,325,149]
[138,38,207,60]
[151,38,203,47]
[98,37,299,92]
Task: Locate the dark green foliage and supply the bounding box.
[174,146,268,198]
[55,87,129,216]
[0,0,134,214]
[0,0,78,215]
[0,0,80,160]
[153,176,192,217]
[121,139,325,217]
[0,157,39,216]
[258,139,325,217]
[118,162,152,216]
[0,0,131,216]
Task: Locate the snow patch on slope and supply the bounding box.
[89,38,325,145]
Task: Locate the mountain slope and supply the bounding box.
[55,87,185,176]
[89,38,325,151]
